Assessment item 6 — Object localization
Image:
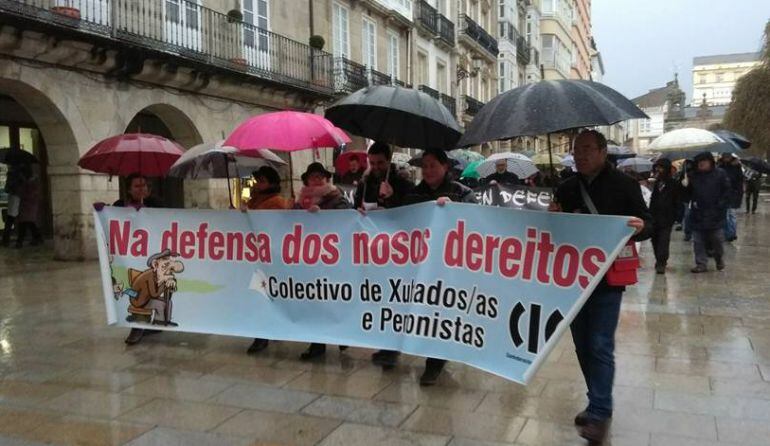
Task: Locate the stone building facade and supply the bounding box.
[0,0,336,260]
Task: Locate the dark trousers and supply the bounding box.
[16,221,41,245]
[746,189,759,213]
[1,215,16,245]
[651,225,672,268]
[570,288,622,420]
[425,357,446,371]
[693,229,724,267]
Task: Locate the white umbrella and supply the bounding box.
[168,141,286,208]
[618,157,653,173]
[648,128,724,151]
[476,152,538,179]
[168,141,285,180]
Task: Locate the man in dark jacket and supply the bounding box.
[551,130,651,444]
[483,160,520,186]
[355,142,414,370]
[687,152,731,272]
[649,158,681,274]
[354,142,414,210]
[745,169,762,214]
[718,153,743,241]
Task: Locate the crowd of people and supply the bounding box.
[89,129,763,444]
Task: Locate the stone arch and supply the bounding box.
[125,103,204,149]
[0,77,79,166]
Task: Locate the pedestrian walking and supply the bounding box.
[649,159,681,274]
[686,152,731,273]
[745,168,762,214]
[15,163,43,248]
[339,156,364,185]
[295,162,351,360]
[116,173,161,345]
[550,130,651,444]
[1,163,28,247]
[243,166,292,355]
[718,153,743,241]
[402,147,477,386]
[354,142,415,370]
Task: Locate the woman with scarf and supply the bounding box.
[404,147,477,385]
[295,162,350,360]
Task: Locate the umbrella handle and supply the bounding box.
[223,153,234,209]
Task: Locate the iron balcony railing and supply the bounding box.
[437,13,454,46]
[369,68,393,86]
[440,93,456,117]
[416,0,437,33]
[333,57,368,93]
[0,0,334,94]
[499,22,531,65]
[459,14,498,57]
[464,95,484,116]
[416,0,454,47]
[418,84,440,100]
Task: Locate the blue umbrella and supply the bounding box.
[714,130,751,150]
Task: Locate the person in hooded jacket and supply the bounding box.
[686,152,731,273]
[295,162,350,360]
[402,147,477,386]
[649,158,682,274]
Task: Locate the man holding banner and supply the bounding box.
[354,142,415,370]
[551,130,652,444]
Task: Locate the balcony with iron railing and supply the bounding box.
[416,0,437,33]
[369,67,394,86]
[440,93,456,117]
[459,14,498,58]
[333,57,368,93]
[464,95,484,116]
[499,23,531,66]
[0,0,335,95]
[436,13,454,47]
[418,84,440,100]
[415,0,455,47]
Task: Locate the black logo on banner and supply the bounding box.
[508,303,564,354]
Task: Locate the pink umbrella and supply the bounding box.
[224,111,351,154]
[78,133,185,177]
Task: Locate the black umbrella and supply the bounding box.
[325,85,462,149]
[408,152,462,168]
[0,148,38,165]
[714,130,751,150]
[741,157,770,174]
[457,80,647,178]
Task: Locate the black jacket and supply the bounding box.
[719,161,744,208]
[354,164,415,209]
[686,166,731,231]
[555,163,653,292]
[483,171,520,186]
[649,177,682,228]
[404,176,478,205]
[113,196,161,208]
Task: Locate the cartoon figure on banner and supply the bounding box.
[125,249,185,326]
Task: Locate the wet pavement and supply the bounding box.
[1,203,770,445]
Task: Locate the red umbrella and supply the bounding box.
[224,111,351,154]
[79,133,185,177]
[335,151,368,175]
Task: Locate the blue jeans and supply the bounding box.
[570,288,622,420]
[724,208,737,240]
